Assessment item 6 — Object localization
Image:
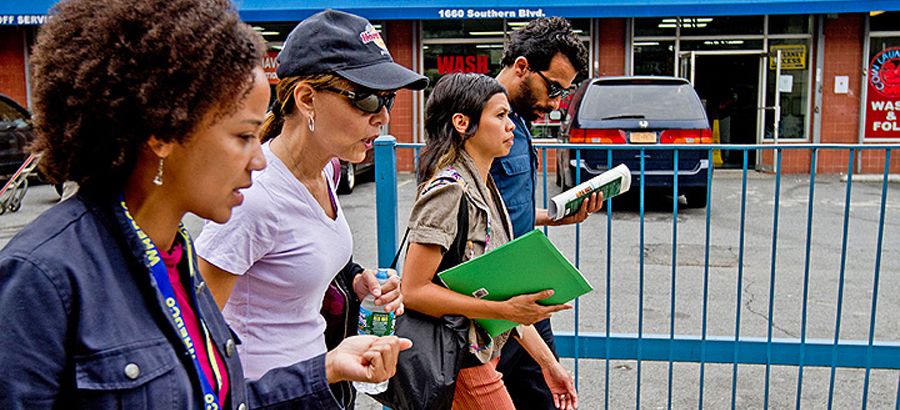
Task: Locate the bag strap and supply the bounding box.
[328,157,341,187]
[389,229,409,270]
[390,194,469,273]
[437,196,469,273]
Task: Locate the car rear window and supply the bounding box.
[579,83,706,122]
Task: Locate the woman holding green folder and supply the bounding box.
[402,73,578,410]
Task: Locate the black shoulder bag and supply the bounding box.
[371,196,472,410]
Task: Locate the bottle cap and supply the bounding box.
[375,268,390,281]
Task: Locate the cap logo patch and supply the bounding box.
[360,24,390,56]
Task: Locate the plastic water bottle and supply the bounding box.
[353,269,395,395]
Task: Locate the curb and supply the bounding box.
[840,174,900,183]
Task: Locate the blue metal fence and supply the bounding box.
[373,136,900,409]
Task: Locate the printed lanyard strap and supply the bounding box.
[118,198,223,410]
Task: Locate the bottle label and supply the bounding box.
[358,306,395,336]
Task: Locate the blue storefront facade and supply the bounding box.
[2,1,899,173]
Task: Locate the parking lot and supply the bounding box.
[2,170,898,408]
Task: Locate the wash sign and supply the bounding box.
[436,55,490,74]
[866,47,900,139]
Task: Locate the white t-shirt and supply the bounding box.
[195,142,353,380]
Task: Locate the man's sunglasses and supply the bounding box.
[323,87,395,114]
[532,69,571,99]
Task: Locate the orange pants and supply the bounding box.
[452,357,516,410]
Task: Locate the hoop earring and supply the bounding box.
[153,158,164,186]
[307,114,315,132]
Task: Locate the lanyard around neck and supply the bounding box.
[117,197,223,409]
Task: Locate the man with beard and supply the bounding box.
[490,17,603,410]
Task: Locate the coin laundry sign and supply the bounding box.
[866,47,900,138]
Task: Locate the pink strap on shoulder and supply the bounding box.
[329,157,341,186]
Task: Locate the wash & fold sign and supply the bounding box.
[866,47,900,138]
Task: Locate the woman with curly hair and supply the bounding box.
[194,10,425,405]
[0,0,409,408]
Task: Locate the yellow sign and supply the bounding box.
[769,45,807,70]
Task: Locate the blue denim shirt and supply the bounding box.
[0,195,341,410]
[490,111,538,239]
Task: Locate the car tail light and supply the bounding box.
[568,128,627,144]
[659,129,712,144]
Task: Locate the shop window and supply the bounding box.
[682,16,763,36]
[633,41,675,76]
[767,15,810,34]
[763,39,811,140]
[869,11,900,32]
[422,19,506,39]
[422,43,505,95]
[870,36,900,54]
[423,18,590,41]
[680,39,764,52]
[635,16,763,37]
[634,18,678,37]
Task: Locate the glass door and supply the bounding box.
[677,51,695,83]
[679,50,765,168]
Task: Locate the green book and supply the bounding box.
[437,229,593,338]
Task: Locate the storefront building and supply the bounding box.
[2,1,899,173]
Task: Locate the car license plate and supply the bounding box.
[630,132,657,144]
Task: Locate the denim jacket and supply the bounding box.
[0,194,341,410]
[490,111,538,239]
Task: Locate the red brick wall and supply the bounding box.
[819,14,865,174]
[858,148,900,174]
[761,149,813,174]
[0,27,28,108]
[386,20,416,172]
[597,18,626,77]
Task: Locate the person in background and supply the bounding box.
[194,9,425,406]
[490,17,604,410]
[0,1,409,408]
[402,73,578,410]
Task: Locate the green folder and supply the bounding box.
[437,229,593,338]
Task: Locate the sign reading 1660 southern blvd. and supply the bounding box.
[866,47,900,138]
[438,8,545,19]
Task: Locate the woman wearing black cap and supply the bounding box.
[0,1,409,409]
[195,9,426,406]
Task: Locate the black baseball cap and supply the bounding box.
[276,9,428,91]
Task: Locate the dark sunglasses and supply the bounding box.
[323,87,395,114]
[532,69,571,98]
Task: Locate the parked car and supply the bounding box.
[0,94,35,178]
[337,147,374,194]
[557,76,712,208]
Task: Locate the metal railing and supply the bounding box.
[374,136,899,409]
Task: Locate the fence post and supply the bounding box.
[374,135,399,268]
